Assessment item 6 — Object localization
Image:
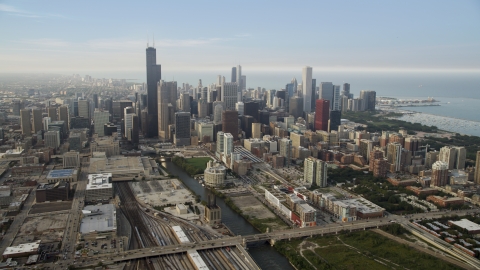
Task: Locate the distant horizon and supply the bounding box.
[1,69,479,99]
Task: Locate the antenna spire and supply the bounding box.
[153,33,155,47]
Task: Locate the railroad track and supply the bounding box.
[115,181,252,269]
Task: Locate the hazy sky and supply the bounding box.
[1,0,479,77]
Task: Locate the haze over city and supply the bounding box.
[1,1,480,270]
[1,0,479,79]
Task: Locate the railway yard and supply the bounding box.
[115,181,258,270]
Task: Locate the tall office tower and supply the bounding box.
[146,46,162,137]
[12,100,22,116]
[439,146,456,170]
[78,99,90,120]
[241,115,254,139]
[285,78,297,112]
[387,142,403,172]
[431,161,449,187]
[220,77,238,110]
[241,75,246,90]
[179,92,190,113]
[222,110,238,140]
[302,66,313,113]
[359,90,376,111]
[58,106,69,131]
[47,107,58,121]
[236,102,244,116]
[453,146,466,170]
[304,157,328,187]
[319,82,334,110]
[333,85,341,111]
[289,96,304,119]
[404,137,420,152]
[174,112,191,146]
[20,109,31,135]
[94,111,110,136]
[223,133,234,156]
[123,112,134,139]
[197,99,208,118]
[279,138,292,167]
[341,96,349,112]
[329,110,341,131]
[252,123,261,139]
[475,151,480,184]
[32,109,43,133]
[244,101,259,122]
[342,83,352,98]
[314,99,330,131]
[425,151,439,169]
[141,110,148,136]
[43,117,51,131]
[311,78,317,112]
[105,98,113,115]
[157,81,177,141]
[266,89,276,108]
[213,103,224,125]
[93,94,99,108]
[231,67,237,83]
[44,130,60,149]
[236,65,242,90]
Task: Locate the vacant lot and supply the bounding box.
[30,201,73,214]
[230,195,289,232]
[14,214,68,244]
[275,230,461,270]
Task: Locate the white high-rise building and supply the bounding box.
[302,66,313,113]
[223,133,234,156]
[216,131,224,154]
[124,113,135,140]
[93,111,110,137]
[236,102,244,116]
[304,157,328,187]
[43,117,51,131]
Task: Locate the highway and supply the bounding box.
[65,209,480,268]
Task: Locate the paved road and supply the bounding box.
[0,188,36,255]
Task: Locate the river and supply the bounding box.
[162,160,294,270]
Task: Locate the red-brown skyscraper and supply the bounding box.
[314,99,330,131]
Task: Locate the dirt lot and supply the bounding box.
[30,201,73,214]
[14,213,68,245]
[230,195,275,220]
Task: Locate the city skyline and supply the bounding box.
[1,0,479,78]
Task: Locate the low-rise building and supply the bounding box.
[46,169,78,183]
[2,240,40,259]
[85,173,112,203]
[448,219,480,234]
[427,195,464,208]
[80,204,116,240]
[36,182,70,203]
[204,161,226,188]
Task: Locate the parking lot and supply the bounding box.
[76,236,126,258]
